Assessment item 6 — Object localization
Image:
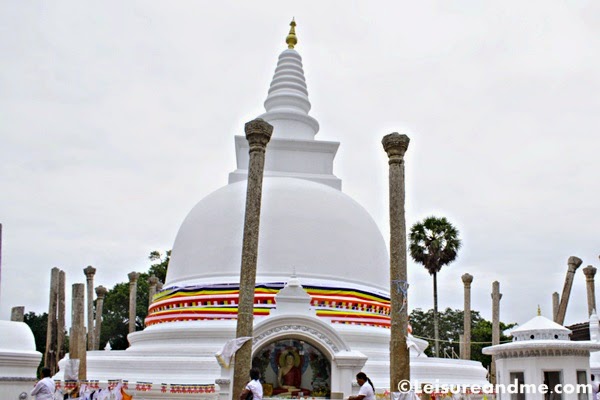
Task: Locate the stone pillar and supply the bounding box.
[157,281,163,291]
[490,281,502,384]
[232,118,273,400]
[44,267,60,375]
[583,265,597,317]
[70,283,86,380]
[461,273,473,360]
[552,292,560,322]
[128,271,140,334]
[382,132,411,389]
[556,256,583,325]
[148,275,159,305]
[83,265,96,350]
[10,306,24,322]
[94,285,108,350]
[57,270,66,361]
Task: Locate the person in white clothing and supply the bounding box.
[240,367,263,400]
[31,367,55,400]
[349,372,375,400]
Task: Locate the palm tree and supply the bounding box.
[409,216,461,357]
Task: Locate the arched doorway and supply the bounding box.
[252,338,331,398]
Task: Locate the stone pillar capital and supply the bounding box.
[95,285,108,298]
[83,265,97,278]
[245,118,273,152]
[382,133,410,163]
[462,273,474,286]
[567,256,583,272]
[128,271,140,283]
[148,275,159,286]
[583,265,597,279]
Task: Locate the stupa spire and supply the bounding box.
[257,19,319,140]
[286,18,297,49]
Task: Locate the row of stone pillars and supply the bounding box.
[551,256,598,324]
[29,266,163,376]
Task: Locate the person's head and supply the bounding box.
[356,372,367,386]
[250,367,260,381]
[285,352,295,366]
[356,372,374,390]
[41,367,52,378]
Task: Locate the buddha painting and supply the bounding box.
[272,350,311,396]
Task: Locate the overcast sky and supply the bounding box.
[1,1,599,332]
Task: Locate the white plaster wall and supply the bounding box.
[496,356,592,400]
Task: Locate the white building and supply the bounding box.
[0,320,42,399]
[483,312,600,400]
[57,21,488,399]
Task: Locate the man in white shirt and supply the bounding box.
[31,367,55,400]
[240,367,263,400]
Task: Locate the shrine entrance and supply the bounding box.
[252,338,331,398]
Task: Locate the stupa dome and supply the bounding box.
[166,177,389,291]
[0,321,37,352]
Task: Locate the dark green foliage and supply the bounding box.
[409,216,461,276]
[409,307,516,369]
[23,311,48,354]
[98,250,170,350]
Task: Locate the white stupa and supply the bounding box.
[62,20,488,398]
[483,309,600,400]
[0,320,42,398]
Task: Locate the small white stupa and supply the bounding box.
[483,307,600,400]
[0,320,43,398]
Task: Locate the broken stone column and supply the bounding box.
[83,265,96,350]
[556,256,583,325]
[148,275,159,305]
[552,292,560,322]
[583,265,597,317]
[128,271,140,334]
[461,273,473,360]
[490,281,502,384]
[10,306,24,322]
[57,270,66,361]
[94,285,108,350]
[382,132,411,389]
[232,118,273,400]
[44,267,60,375]
[70,283,86,380]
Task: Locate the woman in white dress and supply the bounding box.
[349,372,375,400]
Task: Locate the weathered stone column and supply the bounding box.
[10,306,24,322]
[232,118,273,400]
[70,283,86,380]
[583,265,597,317]
[490,281,502,384]
[94,285,108,350]
[556,256,583,325]
[57,270,66,361]
[83,265,97,350]
[382,132,411,389]
[148,275,159,305]
[44,267,60,375]
[128,271,140,334]
[461,273,473,360]
[552,292,560,322]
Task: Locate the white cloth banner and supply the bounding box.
[215,337,253,368]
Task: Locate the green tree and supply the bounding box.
[98,250,170,350]
[409,307,515,369]
[23,311,48,355]
[409,216,462,357]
